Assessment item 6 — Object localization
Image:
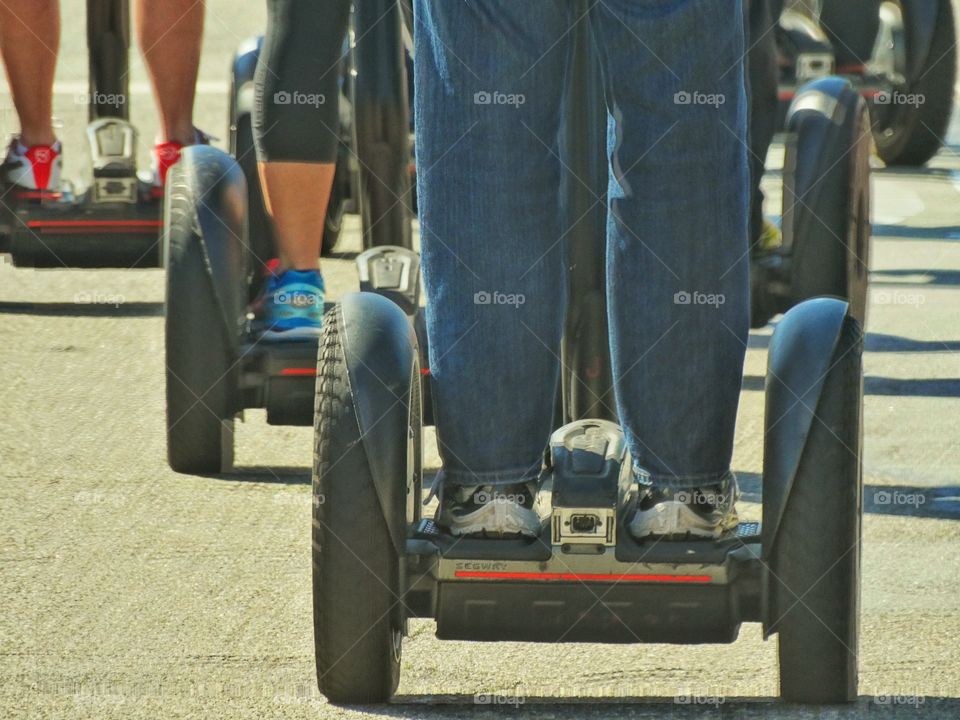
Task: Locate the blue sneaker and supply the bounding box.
[256,268,325,341]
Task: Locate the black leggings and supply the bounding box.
[253,0,350,163]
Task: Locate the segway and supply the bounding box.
[227,0,414,267]
[752,75,872,328]
[0,0,164,268]
[165,0,416,474]
[310,12,865,706]
[777,0,956,166]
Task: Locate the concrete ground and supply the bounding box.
[2,1,960,718]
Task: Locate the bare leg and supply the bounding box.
[0,0,59,146]
[257,161,333,271]
[135,0,203,144]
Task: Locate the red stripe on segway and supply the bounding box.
[420,367,431,376]
[16,190,63,200]
[26,220,162,228]
[454,571,712,584]
[279,368,316,377]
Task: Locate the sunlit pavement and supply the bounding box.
[2,1,960,717]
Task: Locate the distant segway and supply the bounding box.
[165,0,414,473]
[0,0,164,268]
[227,0,414,272]
[310,13,864,705]
[752,76,872,328]
[777,0,956,166]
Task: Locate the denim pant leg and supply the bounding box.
[414,0,571,486]
[590,0,751,488]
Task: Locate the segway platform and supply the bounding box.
[2,118,163,268]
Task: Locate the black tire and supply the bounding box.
[771,315,863,704]
[164,168,236,474]
[312,306,404,703]
[787,84,872,326]
[873,0,956,166]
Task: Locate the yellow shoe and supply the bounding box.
[758,220,783,252]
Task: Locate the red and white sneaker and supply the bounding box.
[151,128,213,190]
[2,137,63,193]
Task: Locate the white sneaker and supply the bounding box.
[2,137,62,191]
[627,473,740,540]
[436,482,543,538]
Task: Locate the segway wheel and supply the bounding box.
[873,0,956,166]
[312,306,404,703]
[771,314,863,703]
[164,161,238,474]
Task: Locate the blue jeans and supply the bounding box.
[415,0,750,490]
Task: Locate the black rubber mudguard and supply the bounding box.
[164,146,249,357]
[339,292,418,556]
[782,77,868,310]
[761,297,848,555]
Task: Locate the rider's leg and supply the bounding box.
[415,0,570,500]
[253,0,348,272]
[0,0,58,147]
[135,0,203,146]
[589,0,749,503]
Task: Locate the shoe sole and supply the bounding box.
[441,501,542,539]
[628,500,739,541]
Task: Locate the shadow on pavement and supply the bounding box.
[0,300,163,317]
[348,696,960,718]
[873,224,960,241]
[740,374,960,397]
[203,466,310,484]
[872,268,960,286]
[749,330,960,353]
[737,473,960,521]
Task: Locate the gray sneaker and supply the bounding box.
[627,473,740,540]
[436,482,543,538]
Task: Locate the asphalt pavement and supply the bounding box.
[2,1,960,718]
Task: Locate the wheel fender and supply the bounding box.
[340,292,417,557]
[901,0,942,81]
[781,78,865,305]
[167,146,249,356]
[761,297,849,557]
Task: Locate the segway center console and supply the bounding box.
[163,148,420,474]
[0,0,164,268]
